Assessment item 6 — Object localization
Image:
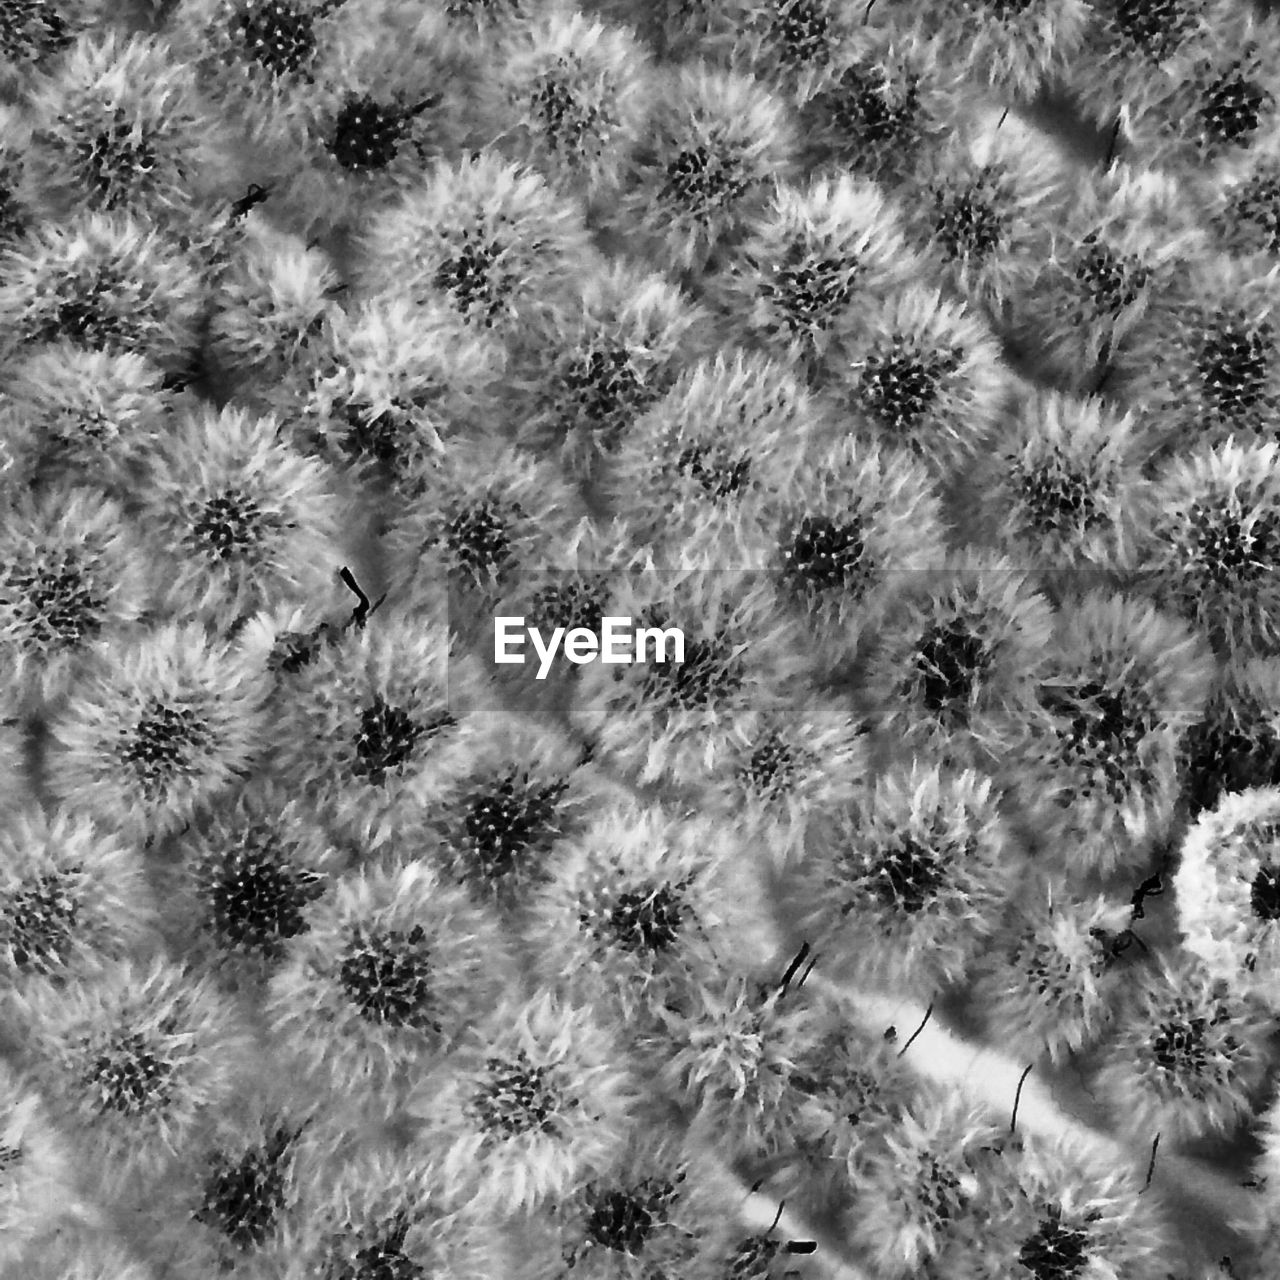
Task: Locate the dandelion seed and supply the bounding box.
[409,990,636,1212]
[970,878,1129,1065]
[265,859,509,1114]
[526,800,736,1025]
[0,211,204,371]
[132,402,347,625]
[44,622,269,846]
[25,30,224,218]
[260,611,483,850]
[604,349,820,565]
[864,551,1055,768]
[836,285,1009,473]
[10,957,249,1193]
[1141,437,1280,655]
[0,805,154,984]
[979,390,1149,574]
[611,63,794,272]
[1183,657,1280,817]
[799,762,1015,998]
[1013,590,1213,876]
[1093,952,1273,1145]
[355,150,591,341]
[0,485,148,710]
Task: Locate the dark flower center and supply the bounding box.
[1018,1213,1090,1280]
[1225,171,1280,255]
[663,144,749,218]
[601,883,684,953]
[645,632,743,708]
[86,1031,173,1114]
[469,1051,564,1135]
[765,243,856,334]
[1186,503,1280,585]
[584,1180,677,1254]
[231,0,319,77]
[119,700,213,800]
[676,445,751,498]
[339,402,411,466]
[1111,0,1196,59]
[433,237,505,325]
[196,1127,295,1250]
[459,774,567,886]
[351,697,447,787]
[766,0,831,67]
[1199,72,1271,149]
[933,186,1005,262]
[190,488,269,561]
[1196,319,1272,421]
[1183,718,1280,816]
[0,0,71,64]
[822,62,921,166]
[329,95,413,172]
[268,627,328,674]
[77,116,158,208]
[338,924,438,1029]
[4,558,103,649]
[743,732,797,797]
[5,870,79,970]
[525,575,607,636]
[914,618,988,718]
[204,827,326,955]
[782,513,865,592]
[858,342,963,432]
[529,70,603,154]
[868,835,946,914]
[37,274,128,349]
[1073,235,1148,316]
[1017,458,1101,533]
[1250,865,1280,920]
[445,499,515,583]
[340,1218,423,1280]
[1151,1016,1208,1076]
[1043,679,1149,797]
[561,346,648,432]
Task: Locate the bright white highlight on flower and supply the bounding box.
[493,615,685,679]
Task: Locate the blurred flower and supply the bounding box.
[280,1144,494,1280]
[205,214,342,391]
[1175,785,1280,1011]
[383,438,586,628]
[132,402,349,625]
[264,858,511,1114]
[430,709,612,911]
[483,7,650,201]
[796,26,957,187]
[514,256,714,476]
[0,484,149,711]
[1092,951,1273,1145]
[969,876,1129,1065]
[355,150,591,342]
[0,804,155,985]
[916,0,1092,102]
[900,110,1068,320]
[602,349,820,565]
[2,345,173,486]
[10,956,250,1194]
[153,778,343,981]
[524,799,737,1026]
[708,171,921,368]
[863,550,1056,768]
[1182,655,1280,817]
[569,568,804,792]
[1011,589,1214,877]
[44,621,269,846]
[1117,258,1280,452]
[1015,165,1207,387]
[409,990,637,1213]
[977,389,1150,574]
[848,1083,1003,1277]
[726,0,865,103]
[1141,437,1280,655]
[609,62,794,272]
[258,610,486,851]
[702,687,869,869]
[834,283,1009,474]
[0,1058,86,1269]
[797,761,1015,999]
[286,294,504,492]
[737,433,948,670]
[23,30,227,219]
[0,210,204,373]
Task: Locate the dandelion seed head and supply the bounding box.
[328,95,416,173]
[443,497,515,585]
[338,923,438,1030]
[467,1049,564,1137]
[1196,62,1273,151]
[1194,311,1274,424]
[195,1123,297,1252]
[457,773,566,889]
[117,699,214,802]
[228,0,319,78]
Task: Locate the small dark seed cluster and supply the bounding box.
[338,923,439,1029]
